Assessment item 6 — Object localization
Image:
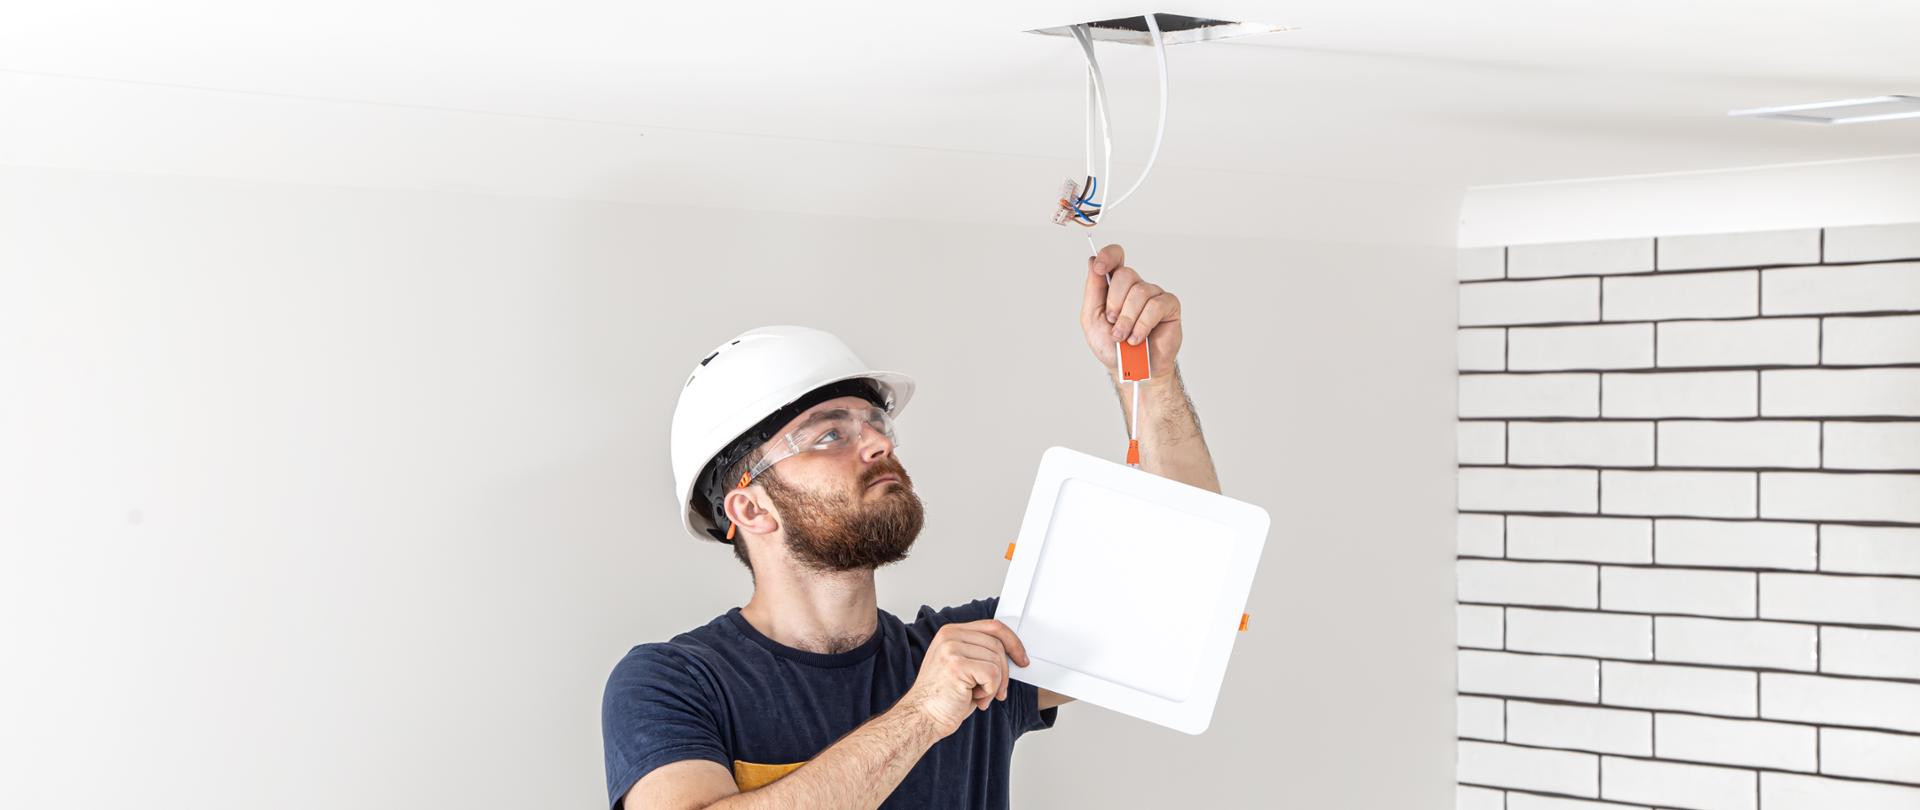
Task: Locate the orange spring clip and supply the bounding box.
[1126,439,1140,465]
[1005,542,1017,561]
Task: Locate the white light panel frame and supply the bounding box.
[994,446,1269,734]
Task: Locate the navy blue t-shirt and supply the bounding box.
[601,597,1057,809]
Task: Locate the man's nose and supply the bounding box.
[857,425,894,462]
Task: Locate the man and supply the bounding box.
[603,245,1221,809]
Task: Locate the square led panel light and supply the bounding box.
[995,445,1269,734]
[1729,95,1920,125]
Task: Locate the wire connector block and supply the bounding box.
[1052,177,1083,225]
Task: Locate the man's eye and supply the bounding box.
[814,429,843,446]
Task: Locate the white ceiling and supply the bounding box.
[3,1,1917,237]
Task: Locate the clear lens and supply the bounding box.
[746,406,896,481]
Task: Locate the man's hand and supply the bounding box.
[897,620,1030,737]
[1081,244,1181,377]
[628,619,1033,810]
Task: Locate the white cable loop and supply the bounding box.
[1067,15,1168,222]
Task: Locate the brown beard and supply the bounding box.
[759,458,924,573]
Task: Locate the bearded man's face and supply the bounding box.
[759,452,923,572]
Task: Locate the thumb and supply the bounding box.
[1081,255,1109,326]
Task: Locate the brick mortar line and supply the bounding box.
[1456,509,1920,530]
[1457,645,1920,687]
[1454,601,1920,634]
[1457,692,1920,740]
[1457,256,1920,285]
[1458,739,1920,791]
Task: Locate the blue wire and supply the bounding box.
[1073,177,1101,208]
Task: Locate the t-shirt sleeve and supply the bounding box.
[913,597,1060,736]
[601,644,732,809]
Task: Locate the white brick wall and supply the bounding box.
[1822,422,1920,470]
[1506,516,1651,564]
[1602,371,1757,418]
[1461,374,1599,417]
[1823,314,1920,365]
[1599,470,1755,518]
[1655,421,1818,469]
[1510,237,1653,279]
[1457,224,1920,809]
[1819,728,1920,784]
[1657,318,1819,368]
[1761,262,1920,315]
[1760,369,1920,417]
[1459,740,1599,797]
[1654,714,1815,772]
[1601,661,1756,715]
[1820,626,1920,679]
[1460,650,1599,702]
[1509,421,1652,467]
[1657,228,1820,271]
[1458,328,1508,371]
[1653,519,1815,570]
[1506,701,1651,755]
[1601,566,1756,617]
[1509,324,1653,370]
[1652,616,1816,671]
[1762,772,1920,810]
[1603,271,1758,321]
[1507,608,1650,659]
[1601,756,1758,810]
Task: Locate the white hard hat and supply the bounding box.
[670,325,916,544]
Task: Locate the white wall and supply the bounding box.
[1452,223,1920,809]
[0,163,1460,808]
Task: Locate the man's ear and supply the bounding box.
[724,486,778,537]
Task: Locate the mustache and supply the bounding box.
[864,460,908,487]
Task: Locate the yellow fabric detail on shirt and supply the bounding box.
[732,759,807,790]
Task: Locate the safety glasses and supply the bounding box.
[721,405,899,541]
[742,405,898,484]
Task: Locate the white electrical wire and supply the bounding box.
[1083,61,1094,180]
[1129,378,1140,454]
[1067,15,1169,222]
[1109,13,1168,209]
[1073,20,1157,467]
[1070,25,1113,221]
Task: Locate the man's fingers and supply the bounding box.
[940,629,1006,667]
[1090,244,1126,278]
[1111,282,1161,344]
[959,619,1031,668]
[958,659,999,710]
[1104,266,1140,327]
[947,641,1009,700]
[1081,257,1109,327]
[1128,293,1179,345]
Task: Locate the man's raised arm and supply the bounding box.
[1077,243,1221,494]
[1112,364,1220,493]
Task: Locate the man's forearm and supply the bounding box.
[1113,364,1221,493]
[707,702,942,810]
